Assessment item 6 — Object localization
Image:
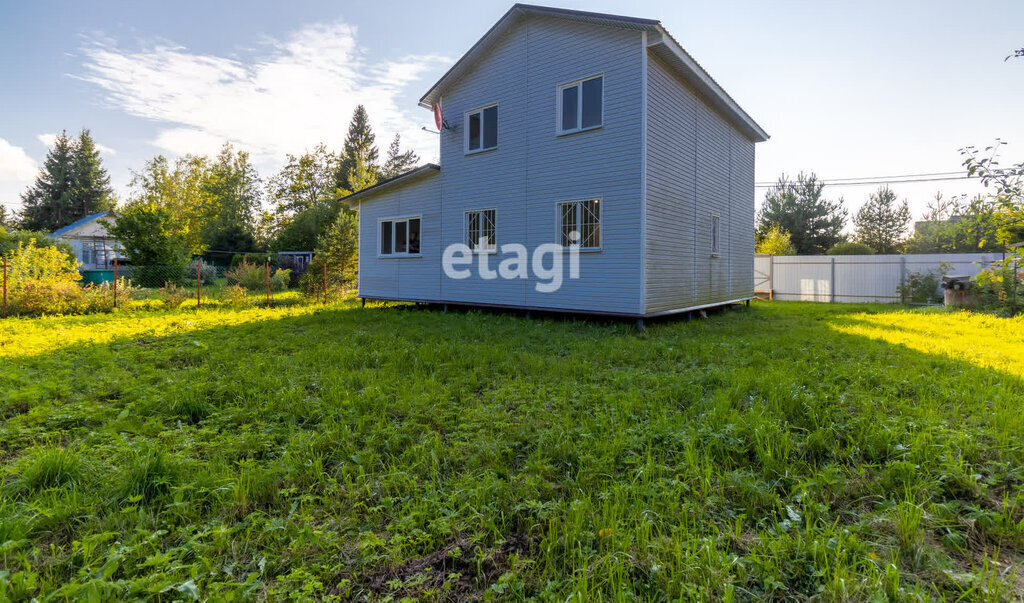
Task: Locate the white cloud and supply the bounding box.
[75,21,448,168]
[0,138,37,182]
[37,133,117,155]
[0,138,38,206]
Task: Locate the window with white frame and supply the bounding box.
[711,214,721,256]
[465,208,496,252]
[465,105,498,153]
[558,199,601,249]
[379,217,421,256]
[557,75,603,134]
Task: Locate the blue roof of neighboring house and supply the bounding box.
[51,211,116,238]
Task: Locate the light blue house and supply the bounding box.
[50,210,125,271]
[346,4,768,319]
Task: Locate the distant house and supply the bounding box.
[277,251,313,274]
[346,4,768,319]
[50,210,125,270]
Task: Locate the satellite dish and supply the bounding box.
[433,103,444,131]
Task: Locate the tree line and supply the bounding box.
[755,160,1024,256]
[3,105,419,280]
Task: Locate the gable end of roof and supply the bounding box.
[418,4,767,142]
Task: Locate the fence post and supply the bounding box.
[830,257,836,303]
[196,259,201,309]
[2,255,6,318]
[769,255,774,300]
[900,256,907,303]
[266,260,271,308]
[113,258,118,309]
[323,262,328,305]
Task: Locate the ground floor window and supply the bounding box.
[465,208,496,252]
[379,217,421,256]
[558,199,600,249]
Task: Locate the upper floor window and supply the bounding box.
[380,217,421,256]
[465,105,498,153]
[558,199,601,249]
[465,208,496,252]
[558,75,603,135]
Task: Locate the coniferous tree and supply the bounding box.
[0,205,16,229]
[337,105,379,193]
[19,129,114,231]
[71,129,115,218]
[20,131,76,231]
[853,186,911,254]
[381,134,419,180]
[756,173,848,254]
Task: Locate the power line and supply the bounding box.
[755,175,978,188]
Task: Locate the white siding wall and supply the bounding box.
[643,53,756,314]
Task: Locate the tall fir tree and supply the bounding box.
[71,129,115,218]
[20,129,114,231]
[756,173,848,254]
[19,131,76,231]
[337,105,379,193]
[381,133,419,180]
[0,205,16,229]
[853,186,911,254]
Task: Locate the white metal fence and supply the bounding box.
[754,253,1006,303]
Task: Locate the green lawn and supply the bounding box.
[1,301,1022,600]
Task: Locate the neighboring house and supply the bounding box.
[346,4,768,318]
[50,210,125,270]
[277,251,314,274]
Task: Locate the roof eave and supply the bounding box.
[341,164,441,207]
[647,26,769,142]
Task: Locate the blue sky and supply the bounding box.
[1,0,1022,223]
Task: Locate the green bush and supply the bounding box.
[0,227,75,259]
[972,252,1024,315]
[2,239,119,316]
[826,242,875,255]
[898,266,946,304]
[224,260,290,292]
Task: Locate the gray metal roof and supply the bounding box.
[341,163,440,205]
[419,3,767,142]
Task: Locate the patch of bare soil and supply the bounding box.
[360,533,530,601]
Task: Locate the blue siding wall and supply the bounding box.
[644,53,756,313]
[434,16,645,314]
[357,173,442,300]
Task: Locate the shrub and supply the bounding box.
[826,242,875,255]
[219,284,252,307]
[225,260,290,292]
[5,239,81,288]
[972,252,1024,315]
[158,283,192,309]
[197,260,218,285]
[0,228,75,259]
[898,265,948,304]
[756,225,796,255]
[3,239,119,316]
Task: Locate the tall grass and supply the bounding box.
[0,301,1022,599]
